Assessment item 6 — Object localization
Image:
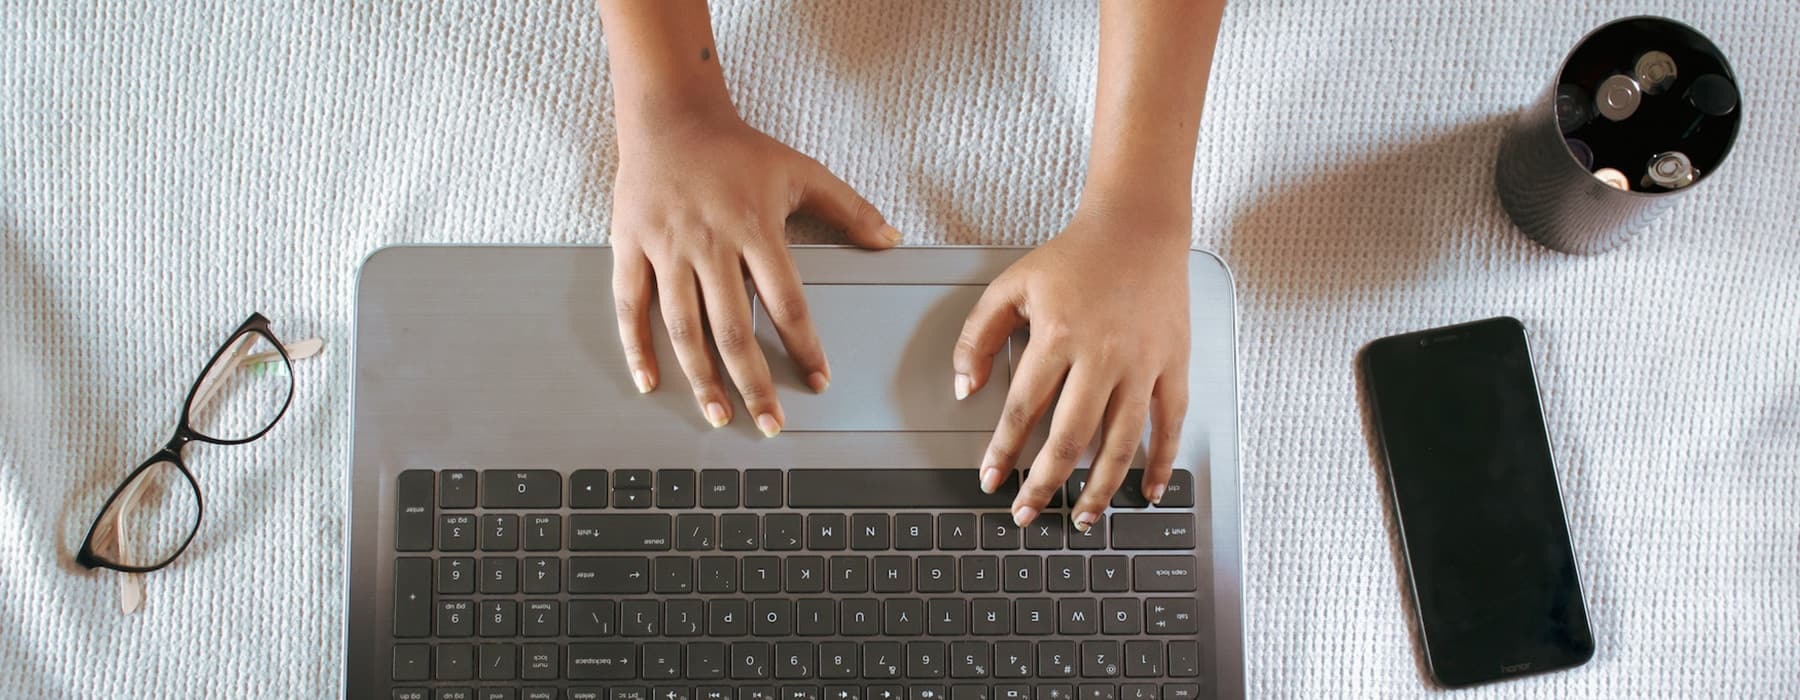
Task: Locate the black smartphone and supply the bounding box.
[1362,317,1594,687]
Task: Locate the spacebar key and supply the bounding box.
[569,514,672,551]
[788,469,1053,508]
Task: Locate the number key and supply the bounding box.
[480,557,518,594]
[481,514,519,551]
[438,557,475,594]
[481,600,518,637]
[523,515,560,551]
[481,470,561,509]
[440,515,476,551]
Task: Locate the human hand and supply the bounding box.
[610,109,900,435]
[954,207,1191,530]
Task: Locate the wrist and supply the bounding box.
[615,87,739,141]
[1073,188,1194,246]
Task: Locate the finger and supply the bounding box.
[1142,368,1190,504]
[695,256,784,437]
[795,159,902,249]
[611,248,658,394]
[1074,379,1152,531]
[952,276,1025,400]
[978,341,1067,497]
[654,261,731,428]
[1014,362,1112,527]
[743,240,830,392]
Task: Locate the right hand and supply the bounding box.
[610,109,900,436]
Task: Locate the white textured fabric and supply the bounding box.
[2,1,1796,697]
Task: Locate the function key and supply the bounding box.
[744,470,783,508]
[1158,470,1195,508]
[615,469,653,490]
[570,470,609,509]
[657,469,697,508]
[1111,474,1150,509]
[700,469,739,508]
[481,470,562,509]
[438,470,478,509]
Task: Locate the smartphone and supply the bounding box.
[1362,317,1594,687]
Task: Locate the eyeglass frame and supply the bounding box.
[74,312,295,574]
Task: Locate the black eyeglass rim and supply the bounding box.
[75,312,292,574]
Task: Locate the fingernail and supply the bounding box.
[807,371,830,393]
[756,413,782,438]
[979,467,1001,494]
[1012,505,1039,527]
[1073,511,1099,533]
[704,402,729,428]
[1148,484,1166,505]
[633,370,653,394]
[882,225,903,244]
[954,373,971,401]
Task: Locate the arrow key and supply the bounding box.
[657,469,696,508]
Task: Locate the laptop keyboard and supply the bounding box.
[387,468,1212,700]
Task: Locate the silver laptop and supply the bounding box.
[344,246,1244,700]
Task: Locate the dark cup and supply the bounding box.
[1496,16,1742,255]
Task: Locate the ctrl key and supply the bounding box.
[392,643,430,681]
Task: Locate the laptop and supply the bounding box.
[344,246,1244,700]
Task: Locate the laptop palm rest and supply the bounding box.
[753,284,1013,432]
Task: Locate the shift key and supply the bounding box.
[1110,513,1198,550]
[569,514,672,551]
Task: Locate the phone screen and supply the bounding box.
[1364,317,1594,686]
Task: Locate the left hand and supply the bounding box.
[954,206,1191,531]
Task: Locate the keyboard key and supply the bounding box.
[733,641,772,679]
[916,556,956,594]
[775,641,815,679]
[395,470,435,552]
[970,599,1010,635]
[788,470,1042,509]
[615,470,652,489]
[522,601,559,637]
[482,470,561,509]
[993,641,1033,678]
[786,556,826,593]
[808,513,847,551]
[621,599,660,636]
[439,469,477,509]
[1102,599,1141,635]
[884,599,924,636]
[440,514,476,552]
[570,470,609,508]
[1024,518,1063,550]
[666,599,705,636]
[873,556,913,593]
[907,641,946,679]
[829,556,869,594]
[958,556,999,593]
[569,556,649,594]
[981,513,1021,550]
[1109,513,1196,550]
[1014,599,1056,635]
[700,469,739,508]
[744,470,783,508]
[614,490,652,508]
[1068,517,1106,551]
[839,599,881,636]
[642,642,683,679]
[1144,598,1199,635]
[850,513,889,550]
[1122,685,1157,700]
[524,515,561,551]
[1161,684,1201,700]
[936,514,977,550]
[1047,556,1085,593]
[436,643,474,681]
[1110,471,1150,508]
[723,514,761,551]
[524,691,559,700]
[655,556,694,594]
[820,641,859,678]
[393,688,427,700]
[744,557,782,593]
[480,643,516,681]
[569,514,672,551]
[393,557,432,637]
[994,687,1029,700]
[1077,686,1116,700]
[863,641,903,678]
[689,641,728,679]
[764,513,805,551]
[796,598,836,636]
[710,600,749,636]
[1132,555,1198,592]
[951,686,988,700]
[699,556,739,593]
[869,686,902,700]
[480,557,518,594]
[393,643,431,681]
[439,600,475,637]
[950,641,989,678]
[568,643,635,680]
[1037,686,1074,700]
[1039,640,1077,678]
[1159,470,1194,508]
[521,644,558,680]
[927,598,967,636]
[1060,599,1100,635]
[436,689,474,700]
[1081,641,1121,678]
[910,686,944,700]
[568,600,616,636]
[894,514,934,551]
[1124,641,1161,677]
[744,689,781,700]
[677,513,718,551]
[480,600,517,637]
[523,557,559,594]
[438,557,475,594]
[787,687,821,700]
[657,469,697,508]
[1004,556,1043,593]
[1089,556,1129,592]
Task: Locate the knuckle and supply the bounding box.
[1017,480,1059,506]
[1050,435,1089,462]
[1003,403,1037,431]
[712,322,755,353]
[1035,321,1074,345]
[764,294,809,325]
[737,381,774,404]
[665,317,704,344]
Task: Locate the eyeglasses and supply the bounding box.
[75,313,322,614]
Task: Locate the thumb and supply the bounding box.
[952,275,1025,399]
[796,159,902,249]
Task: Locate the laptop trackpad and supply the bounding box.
[753,284,1012,432]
